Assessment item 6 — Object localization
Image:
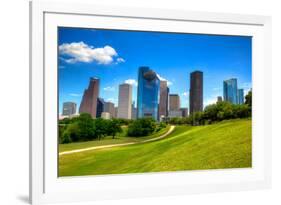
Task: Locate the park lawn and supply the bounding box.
[59,125,171,152]
[59,119,252,176]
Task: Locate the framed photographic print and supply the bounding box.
[30,0,272,204]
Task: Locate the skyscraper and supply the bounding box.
[189,71,203,114]
[114,107,118,118]
[238,89,244,104]
[223,78,238,104]
[117,83,132,119]
[159,81,169,118]
[79,77,100,118]
[169,94,180,111]
[62,102,77,116]
[104,102,115,118]
[96,97,105,118]
[137,66,160,121]
[131,101,137,119]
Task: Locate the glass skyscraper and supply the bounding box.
[223,78,238,104]
[137,66,160,121]
[238,89,244,104]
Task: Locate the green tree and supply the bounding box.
[127,118,156,137]
[94,118,109,140]
[106,119,122,139]
[245,90,252,108]
[61,122,80,143]
[77,113,96,141]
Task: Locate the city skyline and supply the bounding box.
[58,27,252,114]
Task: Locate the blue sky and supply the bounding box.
[58,27,252,114]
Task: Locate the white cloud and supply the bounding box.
[106,98,117,103]
[59,65,65,69]
[156,74,173,86]
[116,57,125,63]
[124,79,138,86]
[59,42,118,64]
[103,86,115,91]
[204,97,217,108]
[182,92,189,97]
[69,93,81,97]
[212,87,221,91]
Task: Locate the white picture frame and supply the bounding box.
[29,1,272,204]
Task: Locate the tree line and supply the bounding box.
[59,114,166,144]
[59,91,252,143]
[168,91,252,125]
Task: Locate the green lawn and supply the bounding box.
[59,125,171,152]
[59,119,252,176]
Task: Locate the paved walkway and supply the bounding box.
[59,125,175,156]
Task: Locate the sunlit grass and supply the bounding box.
[59,119,252,177]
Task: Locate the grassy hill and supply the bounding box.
[59,125,171,152]
[59,119,252,176]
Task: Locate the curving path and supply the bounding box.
[59,125,175,156]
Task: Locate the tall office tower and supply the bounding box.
[137,66,160,121]
[62,102,77,116]
[79,77,100,118]
[169,94,180,111]
[117,83,132,119]
[180,108,188,117]
[131,101,137,119]
[223,78,238,104]
[238,89,244,104]
[159,81,169,118]
[114,107,118,118]
[96,97,105,118]
[217,96,223,103]
[104,102,115,118]
[189,71,203,114]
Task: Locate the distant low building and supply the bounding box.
[59,113,79,120]
[101,112,110,119]
[217,96,223,103]
[104,102,115,119]
[168,110,183,118]
[62,102,77,116]
[180,108,188,117]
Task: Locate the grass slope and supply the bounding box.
[59,119,252,176]
[59,125,170,152]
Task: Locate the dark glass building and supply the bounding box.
[137,66,160,121]
[223,78,238,104]
[96,97,105,118]
[189,71,203,114]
